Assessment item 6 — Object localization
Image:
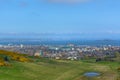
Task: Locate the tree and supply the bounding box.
[4,56,10,62]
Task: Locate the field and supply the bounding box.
[0,57,120,80]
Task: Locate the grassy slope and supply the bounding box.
[0,58,120,80]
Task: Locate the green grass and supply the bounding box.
[0,58,120,80]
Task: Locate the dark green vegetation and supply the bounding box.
[0,50,120,80]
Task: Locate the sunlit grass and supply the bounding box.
[0,50,119,80]
[0,58,119,80]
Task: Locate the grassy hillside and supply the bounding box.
[0,50,120,80]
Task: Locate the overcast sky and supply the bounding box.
[0,0,120,39]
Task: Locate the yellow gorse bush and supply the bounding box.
[0,50,31,64]
[0,61,6,66]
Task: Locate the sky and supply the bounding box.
[0,0,120,39]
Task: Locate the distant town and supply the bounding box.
[0,43,120,61]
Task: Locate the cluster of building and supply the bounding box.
[0,44,120,60]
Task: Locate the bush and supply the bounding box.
[117,67,120,71]
[0,50,31,64]
[0,61,10,66]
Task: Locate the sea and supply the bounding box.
[0,39,120,46]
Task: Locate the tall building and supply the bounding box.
[40,50,44,56]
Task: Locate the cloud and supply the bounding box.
[47,0,91,4]
[106,30,120,34]
[19,1,28,7]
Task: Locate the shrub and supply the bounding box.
[0,61,10,66]
[0,50,31,63]
[117,67,120,71]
